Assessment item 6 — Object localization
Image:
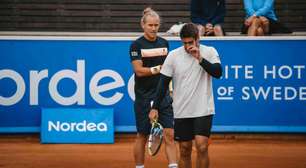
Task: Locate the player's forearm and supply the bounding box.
[134,65,161,77]
[152,74,172,110]
[199,58,222,78]
[134,67,153,77]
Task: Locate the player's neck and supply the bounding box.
[144,34,157,42]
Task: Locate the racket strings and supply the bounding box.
[148,121,163,156]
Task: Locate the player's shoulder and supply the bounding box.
[200,44,217,53]
[131,36,144,44]
[156,36,169,45]
[168,46,184,56]
[130,36,145,49]
[200,44,215,50]
[157,36,167,42]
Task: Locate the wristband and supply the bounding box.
[150,65,161,75]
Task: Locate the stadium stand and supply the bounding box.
[0,0,305,34]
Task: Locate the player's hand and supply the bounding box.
[149,109,159,123]
[150,65,162,75]
[187,45,200,61]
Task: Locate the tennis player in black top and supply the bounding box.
[129,7,177,168]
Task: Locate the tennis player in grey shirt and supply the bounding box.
[149,23,222,168]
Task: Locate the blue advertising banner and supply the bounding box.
[0,36,305,133]
[41,108,114,143]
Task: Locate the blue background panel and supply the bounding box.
[0,38,305,133]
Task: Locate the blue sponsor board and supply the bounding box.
[0,37,305,133]
[41,108,114,143]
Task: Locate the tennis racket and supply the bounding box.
[147,119,163,156]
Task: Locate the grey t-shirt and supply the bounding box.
[161,44,221,118]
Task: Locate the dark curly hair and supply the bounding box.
[180,23,199,40]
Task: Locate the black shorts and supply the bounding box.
[134,97,173,135]
[174,115,213,141]
[241,17,292,34]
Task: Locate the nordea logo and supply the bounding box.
[41,108,114,143]
[48,120,108,132]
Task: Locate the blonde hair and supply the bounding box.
[141,7,160,24]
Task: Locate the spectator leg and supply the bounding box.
[213,25,224,36]
[259,16,270,34]
[248,18,261,36]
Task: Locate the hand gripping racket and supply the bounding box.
[147,119,163,156]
